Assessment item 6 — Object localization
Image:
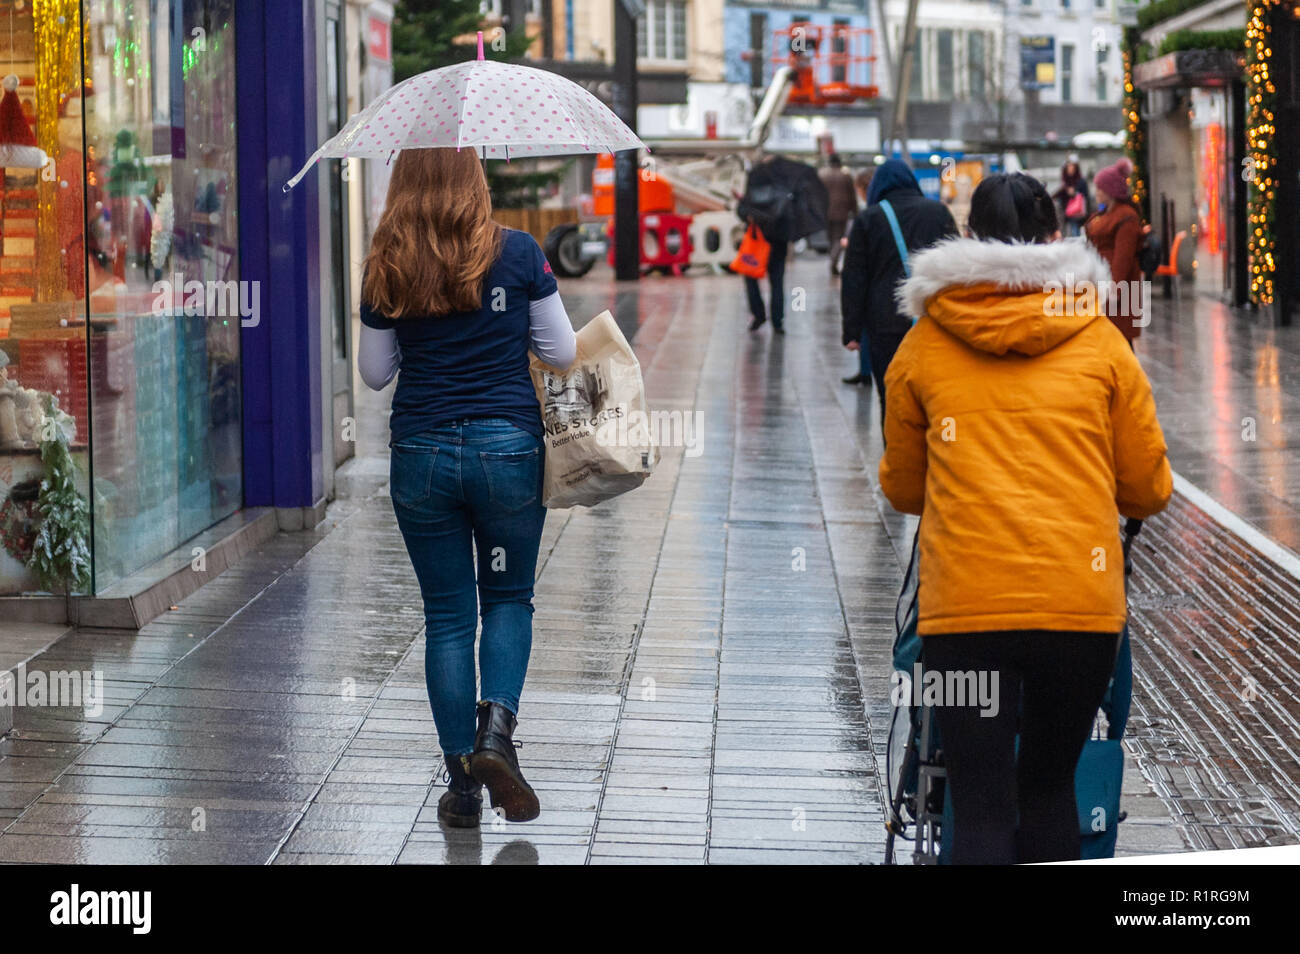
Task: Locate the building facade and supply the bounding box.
[874,0,1125,144]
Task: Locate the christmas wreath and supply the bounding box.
[0,480,40,563]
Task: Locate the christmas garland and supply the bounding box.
[1122,28,1150,222]
[0,490,39,563]
[1246,1,1279,305]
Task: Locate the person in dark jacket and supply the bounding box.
[842,168,875,386]
[841,159,957,424]
[738,155,794,333]
[820,153,859,277]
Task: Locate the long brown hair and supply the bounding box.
[362,148,502,317]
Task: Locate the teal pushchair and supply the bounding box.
[884,519,1142,865]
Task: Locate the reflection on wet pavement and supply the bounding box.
[1,260,1299,862]
[1141,297,1300,552]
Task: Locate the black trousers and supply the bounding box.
[923,629,1118,865]
[869,328,908,428]
[744,239,788,327]
[827,219,847,274]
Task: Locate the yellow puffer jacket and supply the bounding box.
[880,237,1172,637]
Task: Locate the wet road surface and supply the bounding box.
[1,258,1299,862]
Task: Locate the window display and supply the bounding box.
[0,0,242,596]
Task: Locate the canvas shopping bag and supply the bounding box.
[529,310,659,509]
[729,224,770,279]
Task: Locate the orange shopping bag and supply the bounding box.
[730,224,770,279]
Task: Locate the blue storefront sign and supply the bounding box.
[1020,35,1056,91]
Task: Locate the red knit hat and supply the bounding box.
[1094,159,1131,203]
[0,74,47,169]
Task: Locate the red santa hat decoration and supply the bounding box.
[0,73,47,170]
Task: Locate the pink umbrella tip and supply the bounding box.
[477,31,485,60]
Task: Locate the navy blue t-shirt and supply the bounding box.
[361,228,558,442]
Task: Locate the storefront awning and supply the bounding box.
[1134,49,1243,90]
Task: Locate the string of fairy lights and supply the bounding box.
[1121,28,1149,222]
[1246,0,1279,306]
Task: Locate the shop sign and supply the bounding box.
[1020,36,1056,91]
[367,15,390,62]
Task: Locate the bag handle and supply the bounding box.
[879,199,911,278]
[880,198,917,325]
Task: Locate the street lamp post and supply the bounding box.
[889,0,922,163]
[613,0,643,281]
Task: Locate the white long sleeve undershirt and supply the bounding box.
[527,290,579,370]
[357,319,402,391]
[357,290,577,392]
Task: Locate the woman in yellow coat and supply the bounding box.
[880,173,1171,864]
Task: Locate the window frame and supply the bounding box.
[638,0,689,66]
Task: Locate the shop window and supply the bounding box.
[1061,42,1074,103]
[831,18,849,85]
[0,0,91,596]
[0,0,243,596]
[899,26,925,100]
[638,0,687,65]
[937,30,954,101]
[748,12,767,89]
[969,31,988,102]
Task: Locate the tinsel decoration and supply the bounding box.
[32,0,83,302]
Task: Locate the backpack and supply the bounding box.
[1138,230,1162,279]
[738,184,794,243]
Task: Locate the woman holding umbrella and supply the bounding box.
[288,35,642,828]
[358,147,577,828]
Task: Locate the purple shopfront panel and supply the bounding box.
[236,0,325,509]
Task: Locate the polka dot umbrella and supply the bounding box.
[284,32,645,191]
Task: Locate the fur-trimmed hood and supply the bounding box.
[897,237,1116,356]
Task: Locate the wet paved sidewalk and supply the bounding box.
[1,259,1299,863]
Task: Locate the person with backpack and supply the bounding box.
[358,147,577,829]
[1086,158,1145,343]
[879,173,1172,864]
[840,159,957,424]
